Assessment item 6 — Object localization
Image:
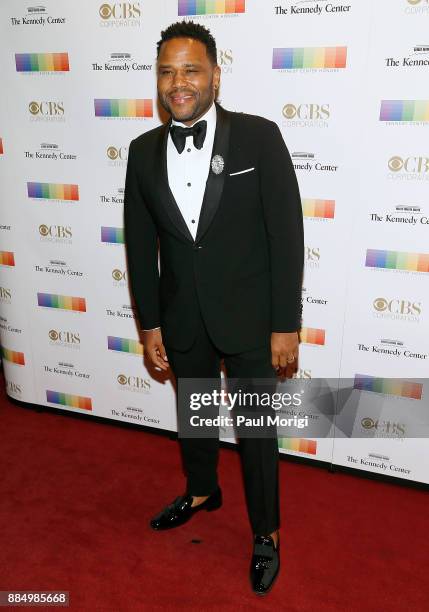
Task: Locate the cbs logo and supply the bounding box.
[282,104,330,120]
[0,287,11,299]
[373,297,421,316]
[107,146,128,160]
[361,417,375,429]
[49,330,80,344]
[29,101,64,116]
[305,246,320,261]
[6,381,21,394]
[388,156,429,172]
[217,49,233,66]
[112,269,126,281]
[39,224,72,238]
[117,374,150,389]
[99,2,140,19]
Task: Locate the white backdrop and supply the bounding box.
[1,0,428,484]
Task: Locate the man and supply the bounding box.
[124,21,304,595]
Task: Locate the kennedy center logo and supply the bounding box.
[94,99,153,119]
[380,100,429,126]
[1,346,25,365]
[15,53,69,73]
[46,390,92,411]
[273,46,347,71]
[0,252,15,267]
[108,336,143,355]
[179,0,245,16]
[28,182,79,201]
[365,249,429,274]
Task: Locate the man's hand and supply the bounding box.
[143,328,169,371]
[271,331,299,377]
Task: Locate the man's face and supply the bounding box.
[157,37,220,125]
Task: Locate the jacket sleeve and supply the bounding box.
[259,121,304,332]
[124,138,160,330]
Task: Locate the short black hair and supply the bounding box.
[157,20,217,65]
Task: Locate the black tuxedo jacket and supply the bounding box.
[124,103,304,353]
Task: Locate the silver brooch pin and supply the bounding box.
[211,154,224,175]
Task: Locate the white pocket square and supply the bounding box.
[229,167,255,176]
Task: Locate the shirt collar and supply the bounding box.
[171,101,217,129]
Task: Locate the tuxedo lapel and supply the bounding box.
[195,103,231,244]
[156,103,231,245]
[157,119,194,243]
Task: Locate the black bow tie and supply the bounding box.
[170,120,207,154]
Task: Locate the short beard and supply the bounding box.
[159,79,214,123]
[163,97,199,123]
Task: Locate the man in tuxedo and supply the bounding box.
[124,21,303,595]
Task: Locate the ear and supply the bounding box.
[213,64,221,92]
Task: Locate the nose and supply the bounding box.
[172,69,186,88]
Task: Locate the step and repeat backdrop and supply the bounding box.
[1,0,428,484]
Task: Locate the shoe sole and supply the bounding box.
[150,500,222,530]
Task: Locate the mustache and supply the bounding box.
[167,89,197,96]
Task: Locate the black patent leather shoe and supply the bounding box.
[150,487,222,531]
[250,534,280,595]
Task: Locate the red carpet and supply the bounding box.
[1,379,428,611]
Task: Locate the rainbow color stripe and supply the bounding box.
[273,46,347,69]
[1,346,25,365]
[178,0,245,15]
[300,327,325,345]
[365,249,429,273]
[37,292,86,312]
[0,252,15,266]
[354,374,422,401]
[27,182,79,201]
[15,53,69,72]
[101,227,124,244]
[108,336,144,355]
[0,138,3,154]
[46,390,92,411]
[380,100,429,122]
[94,99,153,117]
[302,199,335,219]
[279,438,317,455]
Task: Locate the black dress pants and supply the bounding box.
[164,305,280,536]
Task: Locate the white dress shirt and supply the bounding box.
[144,102,217,331]
[167,101,217,240]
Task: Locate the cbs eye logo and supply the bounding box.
[49,330,59,341]
[283,104,296,119]
[107,146,119,160]
[29,101,40,115]
[99,3,112,17]
[39,224,49,236]
[361,417,375,429]
[373,298,388,311]
[388,156,403,172]
[112,269,126,281]
[117,374,127,385]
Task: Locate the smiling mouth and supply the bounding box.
[169,93,195,104]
